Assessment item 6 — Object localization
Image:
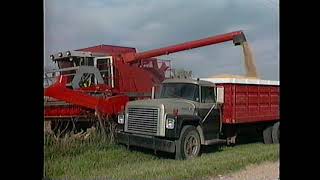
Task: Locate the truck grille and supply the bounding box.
[127,107,159,135]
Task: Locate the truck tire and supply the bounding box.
[175,125,201,160]
[263,126,273,144]
[272,122,280,144]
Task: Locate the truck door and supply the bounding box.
[199,86,220,140]
[95,56,114,88]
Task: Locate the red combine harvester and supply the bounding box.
[44,45,172,131]
[44,31,248,132]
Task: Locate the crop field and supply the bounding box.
[44,130,279,180]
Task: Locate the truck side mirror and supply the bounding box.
[151,86,155,99]
[152,84,161,99]
[216,86,224,104]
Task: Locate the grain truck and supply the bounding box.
[115,31,279,159]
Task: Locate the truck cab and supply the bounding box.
[116,78,224,159]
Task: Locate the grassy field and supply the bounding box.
[44,132,279,180]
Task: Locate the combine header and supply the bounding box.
[44,31,249,132]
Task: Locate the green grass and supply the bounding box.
[44,133,279,180]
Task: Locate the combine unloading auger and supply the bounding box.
[120,30,258,78]
[121,31,246,63]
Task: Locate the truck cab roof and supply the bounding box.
[162,78,215,87]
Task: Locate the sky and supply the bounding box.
[45,0,279,80]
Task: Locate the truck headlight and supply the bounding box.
[118,114,124,124]
[166,118,175,129]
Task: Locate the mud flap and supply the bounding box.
[175,140,181,160]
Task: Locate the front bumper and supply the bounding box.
[116,131,176,153]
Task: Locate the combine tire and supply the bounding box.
[263,126,273,144]
[272,122,280,144]
[175,125,201,160]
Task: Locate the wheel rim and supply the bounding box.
[184,134,199,158]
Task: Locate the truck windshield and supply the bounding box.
[160,83,199,102]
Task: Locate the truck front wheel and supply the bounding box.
[175,125,201,160]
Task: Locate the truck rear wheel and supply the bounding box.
[263,126,273,144]
[272,122,280,144]
[175,125,201,160]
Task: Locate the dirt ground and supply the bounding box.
[210,161,279,180]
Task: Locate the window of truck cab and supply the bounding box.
[160,83,199,102]
[200,86,215,103]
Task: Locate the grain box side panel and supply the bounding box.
[219,83,279,124]
[270,86,280,118]
[233,84,279,123]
